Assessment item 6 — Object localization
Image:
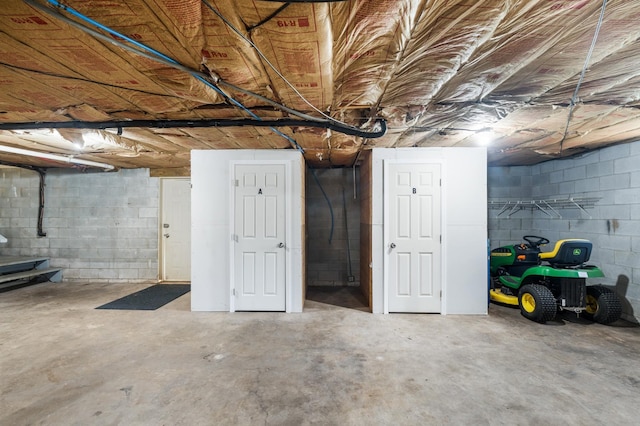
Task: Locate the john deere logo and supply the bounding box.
[573,248,582,256]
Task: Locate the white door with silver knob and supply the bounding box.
[233,164,286,311]
[160,178,191,281]
[385,162,442,313]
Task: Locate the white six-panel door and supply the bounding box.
[386,163,442,313]
[234,164,286,311]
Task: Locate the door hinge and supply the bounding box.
[232,234,238,242]
[439,235,442,243]
[439,179,442,186]
[233,179,239,187]
[440,290,442,299]
[233,288,236,296]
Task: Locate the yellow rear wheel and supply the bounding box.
[583,285,622,324]
[585,294,598,315]
[521,293,536,313]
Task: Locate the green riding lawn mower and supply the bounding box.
[490,236,622,324]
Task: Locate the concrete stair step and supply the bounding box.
[0,256,49,272]
[0,256,62,290]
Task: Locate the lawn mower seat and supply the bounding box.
[538,239,592,266]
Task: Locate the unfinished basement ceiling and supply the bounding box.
[1,0,640,172]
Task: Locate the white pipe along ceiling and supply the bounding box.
[1,0,639,171]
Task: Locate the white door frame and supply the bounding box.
[229,160,293,312]
[383,160,446,314]
[159,177,191,282]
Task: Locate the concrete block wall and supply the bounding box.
[487,166,534,247]
[306,168,360,287]
[488,141,640,322]
[0,167,159,283]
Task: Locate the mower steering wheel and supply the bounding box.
[523,235,549,248]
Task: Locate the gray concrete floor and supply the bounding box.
[1,281,640,425]
[306,286,369,311]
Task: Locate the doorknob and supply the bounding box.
[390,243,396,249]
[278,242,285,248]
[164,233,170,238]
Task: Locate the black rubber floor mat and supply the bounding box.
[96,284,190,310]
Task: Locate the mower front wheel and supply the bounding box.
[584,285,622,325]
[518,284,557,323]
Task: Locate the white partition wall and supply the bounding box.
[191,150,305,312]
[367,148,487,315]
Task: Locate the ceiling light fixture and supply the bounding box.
[0,144,115,171]
[476,129,494,146]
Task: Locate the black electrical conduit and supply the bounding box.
[20,0,352,241]
[308,167,334,244]
[247,3,291,31]
[36,169,47,237]
[0,118,386,139]
[23,0,301,128]
[23,0,386,141]
[29,0,307,152]
[342,186,353,280]
[0,161,47,237]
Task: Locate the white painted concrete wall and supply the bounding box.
[488,141,640,323]
[0,167,159,282]
[369,148,488,315]
[191,150,304,312]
